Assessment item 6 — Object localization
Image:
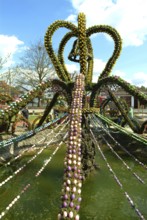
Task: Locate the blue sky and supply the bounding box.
[0,0,147,87]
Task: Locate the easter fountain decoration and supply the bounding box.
[43,13,147,219]
[0,12,147,219]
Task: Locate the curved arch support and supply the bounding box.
[36,92,60,128]
[58,32,77,81]
[0,79,68,132]
[44,20,78,82]
[90,76,147,107]
[87,25,122,81]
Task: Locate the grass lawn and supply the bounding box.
[29,114,39,122]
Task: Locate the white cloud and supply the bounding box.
[65,63,79,73]
[130,72,147,87]
[93,64,147,87]
[65,58,106,82]
[68,0,147,47]
[66,14,77,23]
[93,58,106,73]
[0,35,24,68]
[112,70,147,87]
[65,60,147,87]
[92,58,106,82]
[113,70,125,77]
[112,69,132,84]
[92,62,132,83]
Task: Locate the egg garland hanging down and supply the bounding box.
[58,73,84,220]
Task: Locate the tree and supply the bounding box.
[0,81,20,102]
[139,85,147,92]
[0,54,10,70]
[0,68,17,87]
[15,40,56,106]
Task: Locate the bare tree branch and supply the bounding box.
[0,54,11,70]
[14,40,57,106]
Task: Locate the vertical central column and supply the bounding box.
[58,73,85,220]
[78,13,87,78]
